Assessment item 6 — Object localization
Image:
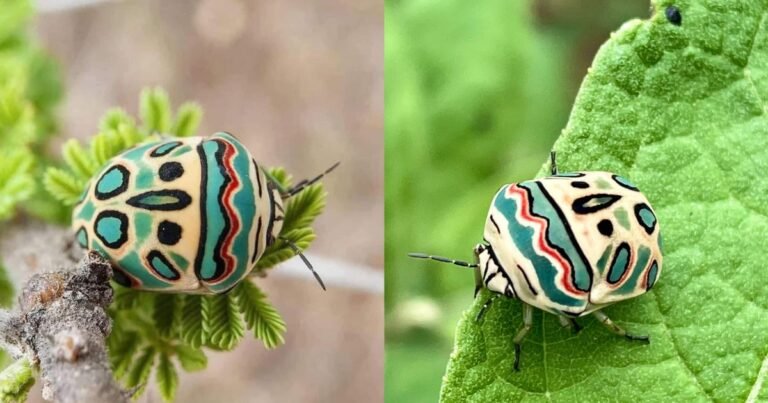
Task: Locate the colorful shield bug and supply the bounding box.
[410,152,662,370]
[72,132,337,294]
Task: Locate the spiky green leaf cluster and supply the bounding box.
[43,89,326,401]
[43,88,202,207]
[0,0,62,224]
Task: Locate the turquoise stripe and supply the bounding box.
[519,182,592,292]
[198,134,257,292]
[200,140,227,280]
[207,133,256,293]
[494,189,584,308]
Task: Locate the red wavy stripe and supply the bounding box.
[506,185,583,295]
[218,141,242,281]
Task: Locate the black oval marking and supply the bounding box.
[126,190,192,211]
[607,242,631,284]
[159,161,184,182]
[665,6,682,26]
[571,181,589,189]
[572,194,622,214]
[150,141,182,157]
[598,219,614,237]
[112,267,135,288]
[146,250,181,280]
[634,202,657,235]
[95,164,130,201]
[157,220,182,245]
[93,210,129,249]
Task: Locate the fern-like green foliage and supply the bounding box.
[0,0,62,224]
[43,89,327,401]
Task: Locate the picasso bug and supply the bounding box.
[410,152,662,371]
[72,131,337,294]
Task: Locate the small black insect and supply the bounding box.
[665,6,682,26]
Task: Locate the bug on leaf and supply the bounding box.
[72,132,337,294]
[410,152,663,371]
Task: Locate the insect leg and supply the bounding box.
[557,316,582,334]
[513,304,534,371]
[593,310,649,343]
[475,294,499,322]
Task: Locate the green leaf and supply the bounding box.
[153,294,181,338]
[180,295,205,348]
[99,108,135,133]
[61,138,98,179]
[282,184,326,231]
[108,330,141,380]
[441,1,768,402]
[202,294,244,351]
[140,87,172,134]
[171,102,202,137]
[234,280,286,349]
[175,345,207,372]
[0,358,35,403]
[0,149,34,221]
[43,167,85,206]
[125,347,156,394]
[155,353,179,402]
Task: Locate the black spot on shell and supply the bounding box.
[665,6,682,26]
[159,161,184,182]
[571,181,589,189]
[157,220,182,245]
[598,219,614,237]
[112,268,134,287]
[572,194,622,214]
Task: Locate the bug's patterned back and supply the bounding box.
[72,132,281,294]
[480,172,662,316]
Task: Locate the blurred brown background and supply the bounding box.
[33,0,383,401]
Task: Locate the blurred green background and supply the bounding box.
[385,1,648,401]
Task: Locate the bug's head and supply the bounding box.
[267,187,285,246]
[473,242,516,299]
[266,184,285,247]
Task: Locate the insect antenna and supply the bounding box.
[283,161,340,198]
[550,151,558,175]
[281,236,326,290]
[407,253,478,268]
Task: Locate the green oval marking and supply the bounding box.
[96,216,124,244]
[646,261,659,290]
[96,166,126,195]
[608,244,630,283]
[150,254,177,279]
